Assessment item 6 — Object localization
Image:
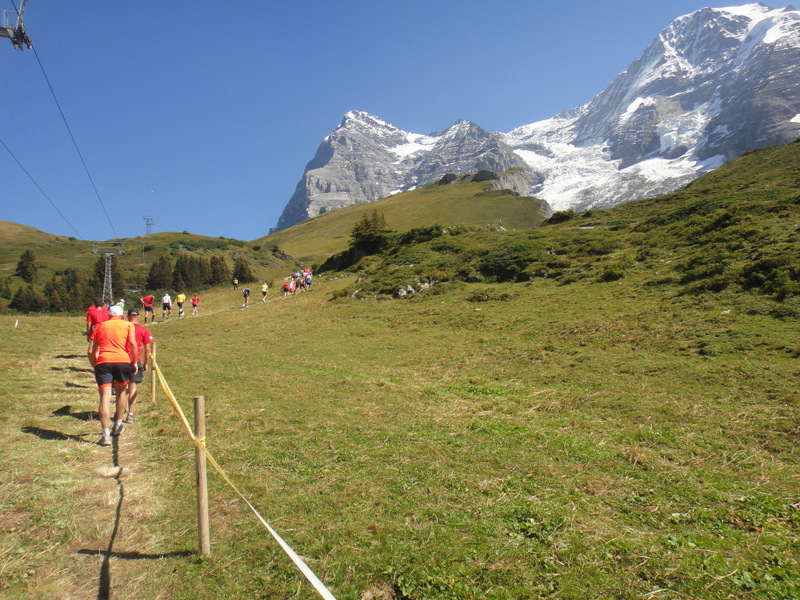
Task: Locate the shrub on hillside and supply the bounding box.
[543,210,578,225]
[478,238,545,282]
[740,256,800,299]
[392,224,444,248]
[467,288,516,302]
[598,260,632,282]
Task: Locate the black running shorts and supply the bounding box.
[94,362,132,388]
[130,361,144,384]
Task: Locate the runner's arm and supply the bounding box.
[127,327,139,374]
[143,342,153,371]
[88,339,98,367]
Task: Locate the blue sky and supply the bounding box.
[0,1,751,241]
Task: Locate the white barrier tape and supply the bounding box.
[152,358,338,600]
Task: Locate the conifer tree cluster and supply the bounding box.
[9,269,94,313]
[147,254,232,291]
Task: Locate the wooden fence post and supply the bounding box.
[150,342,157,405]
[194,395,211,555]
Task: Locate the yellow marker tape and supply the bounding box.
[151,358,337,600]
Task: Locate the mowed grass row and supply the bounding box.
[2,275,799,599]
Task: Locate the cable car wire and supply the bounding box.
[0,133,84,240]
[10,0,122,241]
[29,47,121,241]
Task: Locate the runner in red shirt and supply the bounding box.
[140,294,155,324]
[124,308,154,424]
[85,298,109,340]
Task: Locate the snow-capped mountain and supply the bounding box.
[276,4,800,230]
[276,113,528,230]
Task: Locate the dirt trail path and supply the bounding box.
[1,320,179,599]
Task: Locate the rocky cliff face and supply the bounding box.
[275,114,527,231]
[275,3,800,230]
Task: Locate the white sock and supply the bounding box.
[102,428,110,437]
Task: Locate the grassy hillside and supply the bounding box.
[330,141,800,307]
[1,276,797,598]
[1,143,798,599]
[259,174,550,266]
[0,221,91,280]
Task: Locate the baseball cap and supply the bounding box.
[127,308,140,317]
[108,305,124,316]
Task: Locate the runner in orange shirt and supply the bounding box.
[88,305,138,446]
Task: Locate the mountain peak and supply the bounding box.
[339,110,395,131]
[275,4,800,230]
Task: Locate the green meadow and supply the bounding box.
[1,143,799,599]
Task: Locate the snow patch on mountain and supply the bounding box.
[391,135,438,162]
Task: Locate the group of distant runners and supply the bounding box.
[283,269,313,297]
[238,280,268,308]
[139,291,200,321]
[238,269,313,307]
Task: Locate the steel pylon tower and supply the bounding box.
[102,255,114,306]
[92,242,125,306]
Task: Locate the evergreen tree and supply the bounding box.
[43,279,64,312]
[197,255,212,287]
[209,255,231,286]
[349,210,393,254]
[15,250,39,283]
[173,254,192,289]
[0,276,12,299]
[232,256,257,284]
[173,254,213,289]
[146,256,174,290]
[34,268,94,314]
[9,284,47,312]
[61,268,93,312]
[173,272,186,292]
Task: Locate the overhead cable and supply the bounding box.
[0,134,84,240]
[12,0,122,242]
